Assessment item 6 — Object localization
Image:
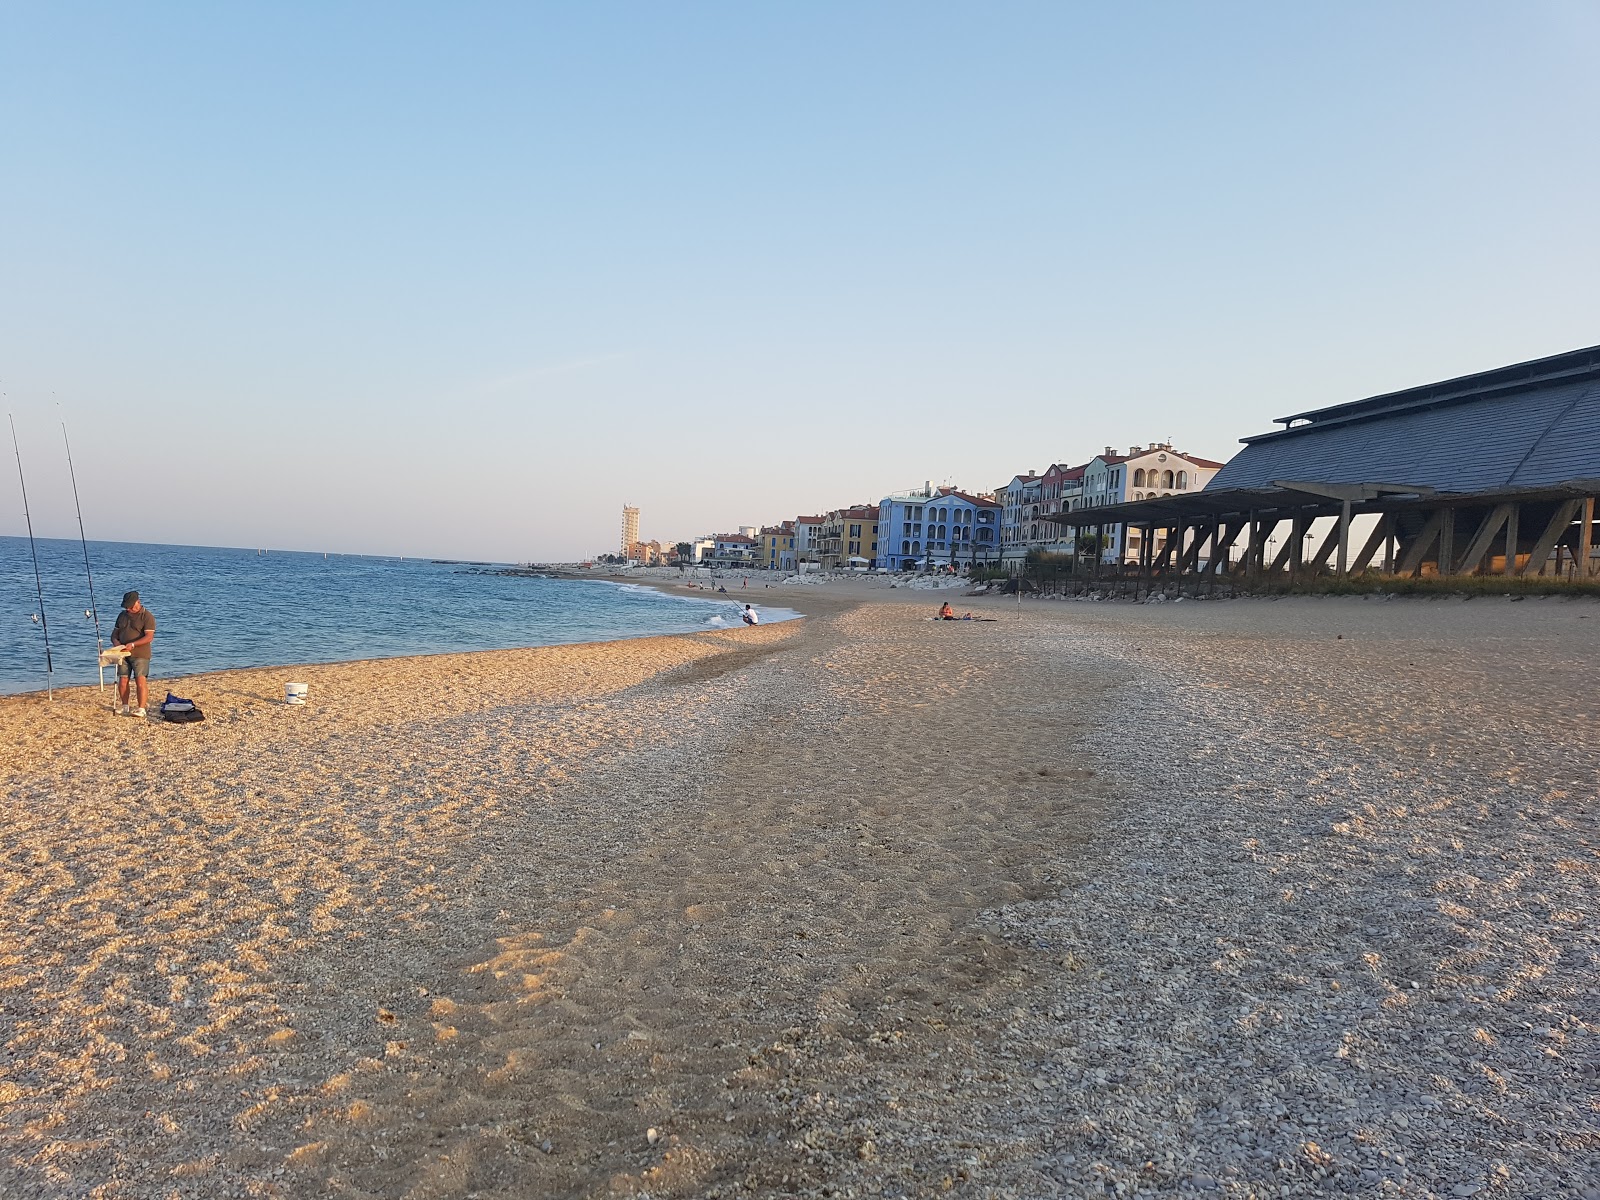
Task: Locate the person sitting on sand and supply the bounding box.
[939,602,955,620]
[742,604,759,626]
[112,590,155,717]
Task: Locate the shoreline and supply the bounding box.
[0,578,807,703]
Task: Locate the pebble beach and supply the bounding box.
[1,585,1595,1199]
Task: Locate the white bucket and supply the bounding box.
[285,682,309,705]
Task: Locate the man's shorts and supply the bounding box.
[117,656,150,679]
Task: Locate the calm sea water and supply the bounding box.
[0,537,794,695]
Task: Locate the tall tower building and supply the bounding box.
[621,505,640,557]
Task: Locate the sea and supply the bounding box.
[0,536,795,696]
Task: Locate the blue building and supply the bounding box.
[878,485,1002,571]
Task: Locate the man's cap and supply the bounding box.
[122,591,139,608]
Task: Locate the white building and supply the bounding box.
[1069,444,1225,562]
[793,515,825,567]
[709,533,757,566]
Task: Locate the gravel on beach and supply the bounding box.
[0,587,1594,1199]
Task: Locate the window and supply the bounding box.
[902,541,910,554]
[1133,469,1146,487]
[1162,470,1175,488]
[1177,471,1188,489]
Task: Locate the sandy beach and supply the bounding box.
[2,584,1596,1199]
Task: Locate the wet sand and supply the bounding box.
[2,586,1595,1198]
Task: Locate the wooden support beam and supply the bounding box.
[1246,510,1261,579]
[1308,520,1341,570]
[1179,523,1207,574]
[1397,508,1447,577]
[1438,508,1456,576]
[1156,523,1178,575]
[1210,521,1246,574]
[1518,499,1582,577]
[1288,511,1307,579]
[1349,519,1390,573]
[1581,497,1596,579]
[1503,504,1519,576]
[1137,523,1151,597]
[1268,525,1296,573]
[1456,504,1514,576]
[1336,499,1353,575]
[1382,512,1396,574]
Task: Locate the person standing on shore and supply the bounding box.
[112,591,155,716]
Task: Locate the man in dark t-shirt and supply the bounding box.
[112,590,156,716]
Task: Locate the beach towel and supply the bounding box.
[160,692,205,723]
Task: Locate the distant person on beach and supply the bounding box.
[742,604,759,626]
[112,590,155,716]
[939,602,955,620]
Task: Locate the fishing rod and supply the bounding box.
[60,405,106,694]
[9,413,54,700]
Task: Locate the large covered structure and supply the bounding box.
[1050,344,1600,586]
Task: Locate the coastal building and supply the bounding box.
[793,515,825,568]
[756,523,797,571]
[998,472,1042,565]
[1049,344,1600,584]
[621,506,640,558]
[627,539,665,565]
[708,533,757,567]
[879,484,1001,571]
[1041,462,1086,552]
[1069,444,1226,562]
[818,506,880,570]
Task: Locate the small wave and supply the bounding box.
[705,615,729,627]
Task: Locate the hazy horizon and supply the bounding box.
[4,3,1597,561]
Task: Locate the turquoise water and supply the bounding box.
[0,537,793,695]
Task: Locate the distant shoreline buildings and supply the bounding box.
[594,345,1600,585]
[605,442,1222,572]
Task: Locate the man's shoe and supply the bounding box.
[115,703,128,715]
[131,707,146,718]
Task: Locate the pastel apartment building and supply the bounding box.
[819,506,880,570]
[1069,444,1225,562]
[879,485,1000,570]
[756,523,797,571]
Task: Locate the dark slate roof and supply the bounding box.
[1209,344,1600,494]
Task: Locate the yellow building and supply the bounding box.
[820,506,880,569]
[756,522,796,570]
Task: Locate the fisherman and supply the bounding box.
[112,590,155,716]
[742,604,760,626]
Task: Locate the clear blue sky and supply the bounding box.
[3,2,1596,560]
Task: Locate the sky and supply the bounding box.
[2,2,1597,561]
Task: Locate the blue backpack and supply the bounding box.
[160,692,205,723]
